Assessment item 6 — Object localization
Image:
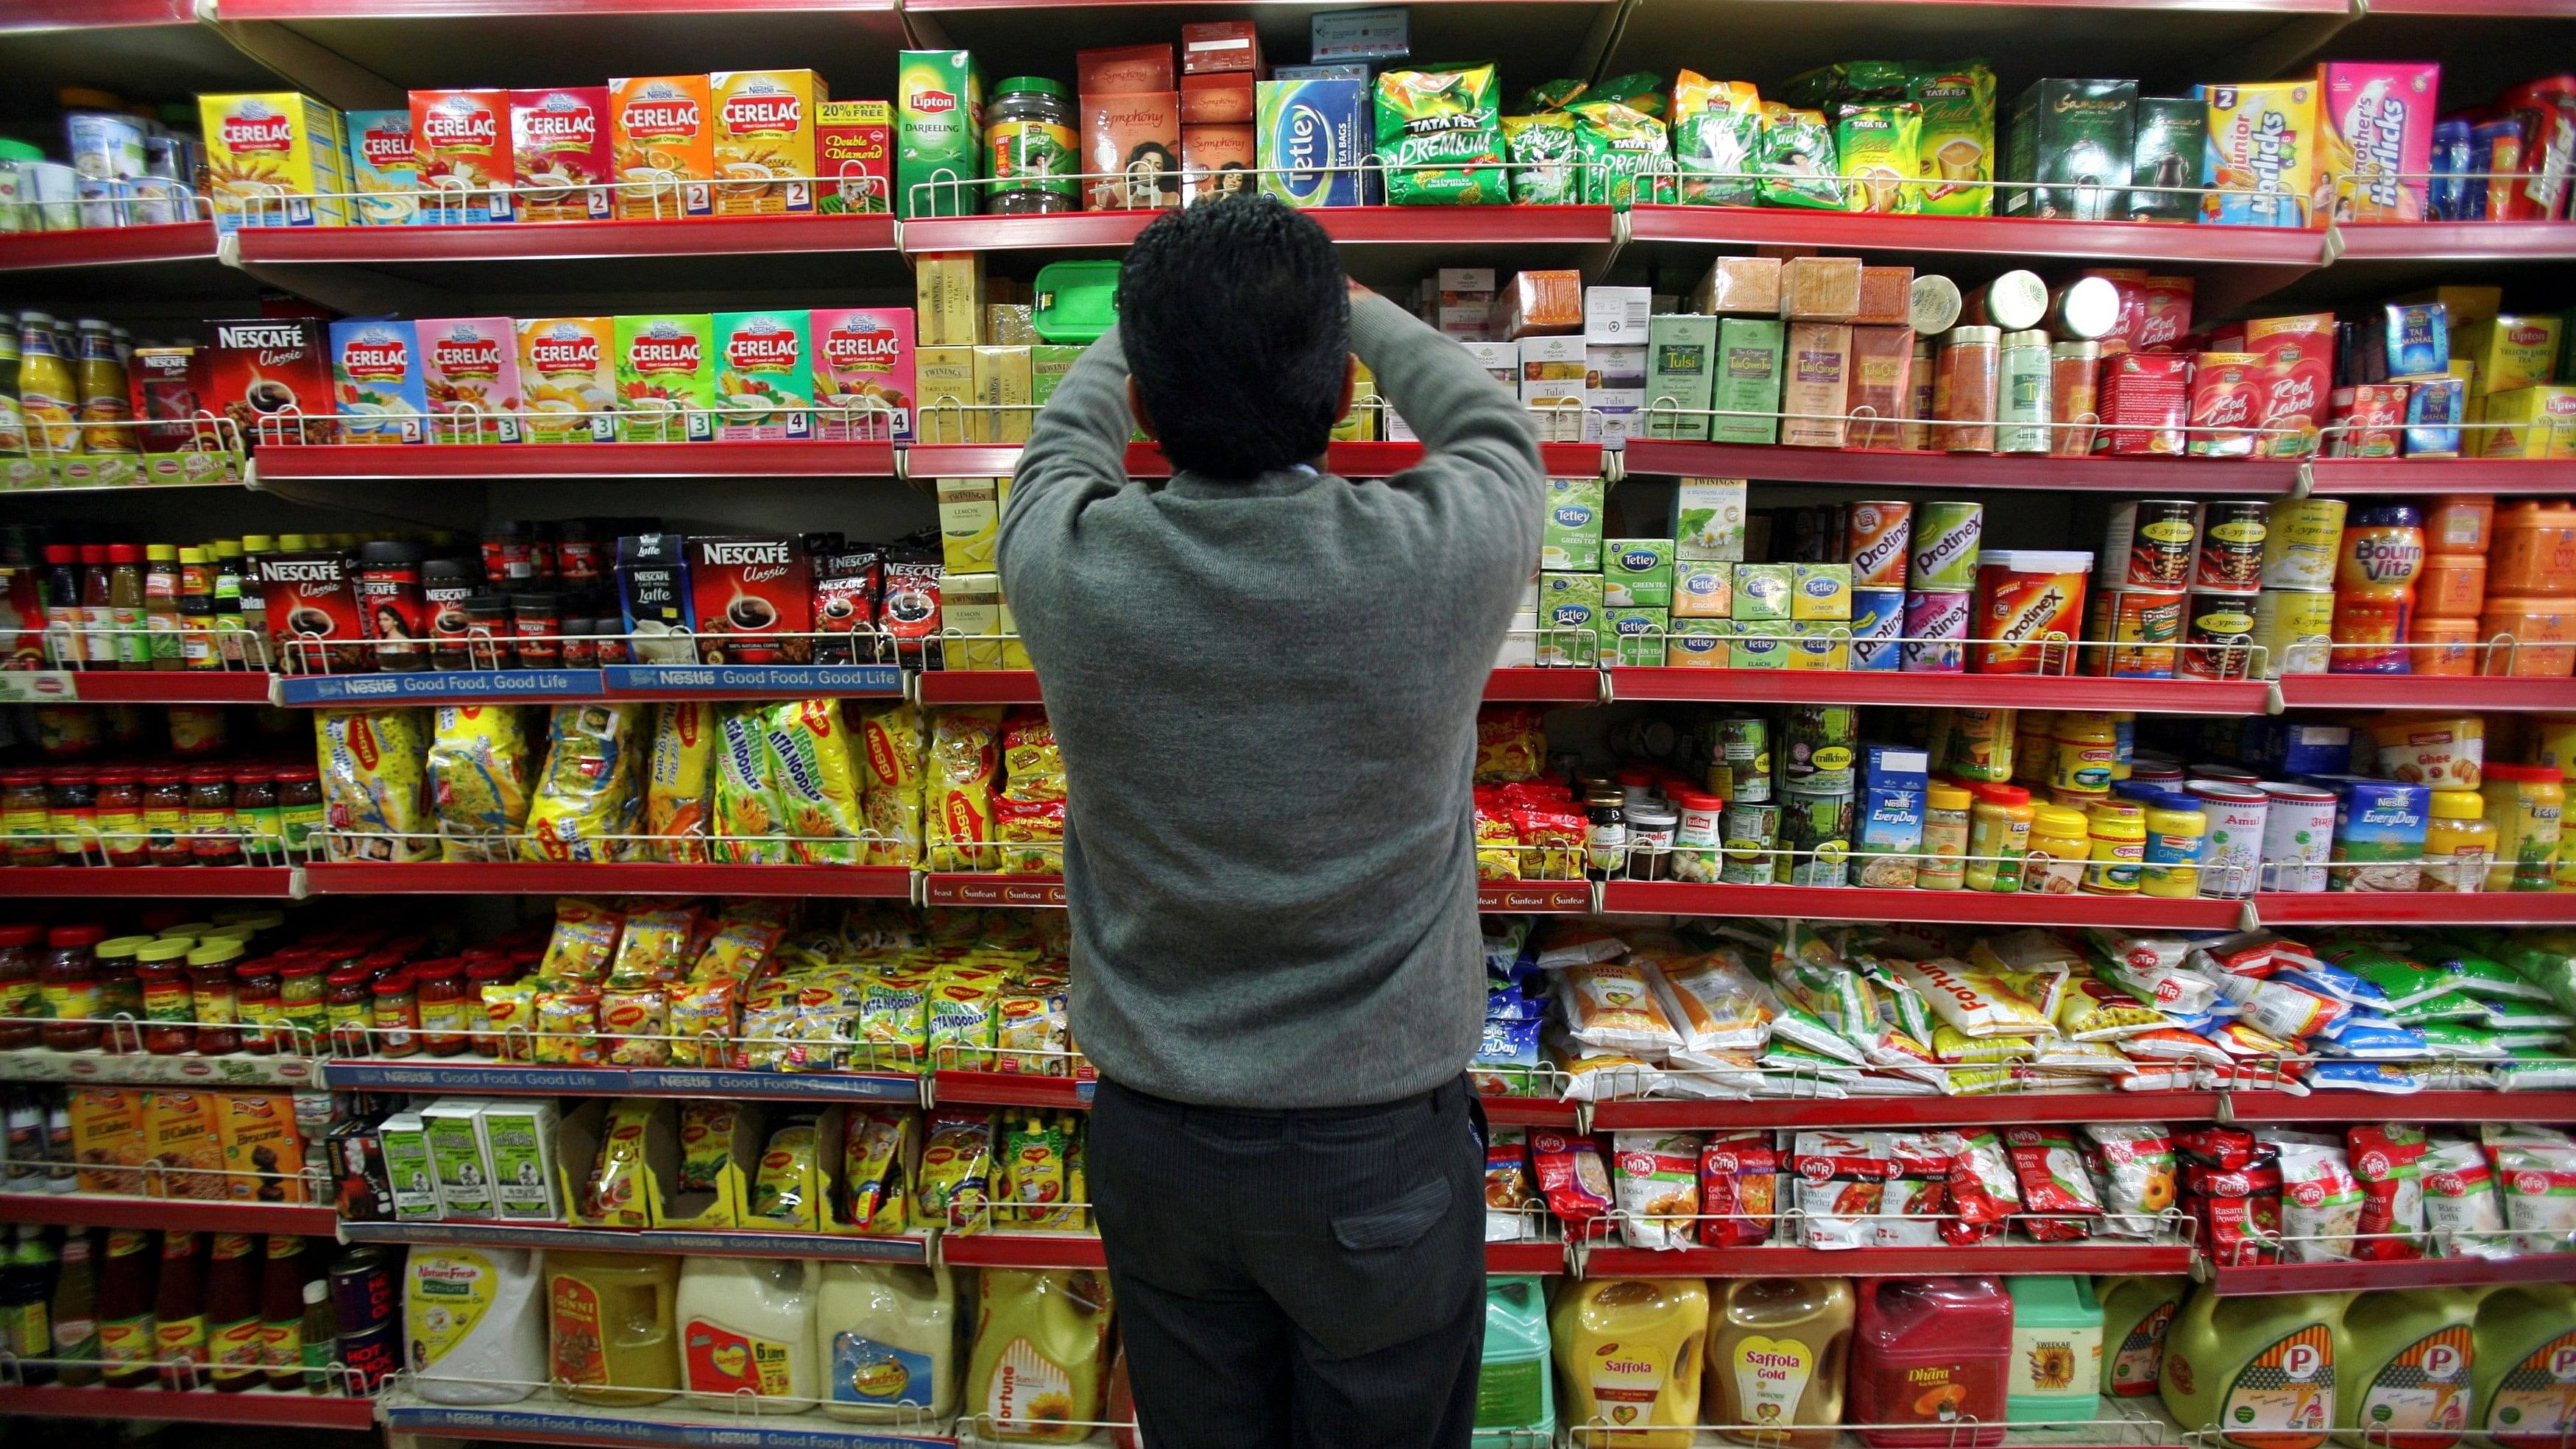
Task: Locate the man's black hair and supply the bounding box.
[1116,194,1350,480]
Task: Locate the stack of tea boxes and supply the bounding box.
[1521,475,1765,670]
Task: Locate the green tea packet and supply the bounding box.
[1836,102,1922,213]
[1376,64,1509,205]
[1520,78,1588,113]
[1501,113,1577,205]
[1590,72,1667,118]
[1571,100,1677,208]
[1780,60,1909,111]
[1757,107,1842,208]
[1671,71,1763,206]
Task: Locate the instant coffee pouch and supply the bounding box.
[1375,65,1507,205]
[1836,102,1922,213]
[1500,113,1576,204]
[1671,71,1762,205]
[1757,104,1842,208]
[1572,100,1676,206]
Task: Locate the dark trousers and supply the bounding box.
[1089,1074,1489,1449]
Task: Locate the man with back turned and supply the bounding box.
[997,194,1546,1448]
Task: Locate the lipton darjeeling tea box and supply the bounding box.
[419,317,526,443]
[712,310,815,442]
[517,316,618,443]
[344,108,419,226]
[712,70,827,216]
[511,86,613,222]
[198,93,349,231]
[899,51,986,219]
[810,306,915,442]
[614,313,716,442]
[609,75,715,219]
[410,88,515,224]
[817,99,894,214]
[2198,76,2324,227]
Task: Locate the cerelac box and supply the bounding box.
[609,75,715,218]
[810,307,914,442]
[510,86,612,222]
[411,88,514,223]
[712,69,826,215]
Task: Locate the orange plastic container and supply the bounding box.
[2408,615,2481,676]
[2418,552,2489,617]
[1850,1278,2011,1448]
[2428,494,2495,553]
[2480,595,2576,676]
[2488,500,2576,596]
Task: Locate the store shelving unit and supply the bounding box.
[300,862,916,897]
[0,865,304,899]
[341,1219,931,1262]
[1597,882,2250,929]
[1588,1091,2225,1131]
[2204,1253,2576,1295]
[253,441,902,482]
[374,1385,958,1449]
[0,1046,322,1088]
[1579,1241,2197,1278]
[0,1193,339,1234]
[0,670,273,705]
[1606,669,2272,713]
[323,1059,923,1101]
[0,1383,378,1430]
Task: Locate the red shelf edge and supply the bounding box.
[2275,675,2576,711]
[1600,881,2246,928]
[1589,1091,2223,1131]
[2208,1253,2576,1294]
[1618,439,2304,492]
[233,213,896,265]
[1624,205,2329,265]
[2225,1091,2576,1123]
[0,221,216,270]
[301,863,911,896]
[0,1194,338,1233]
[1606,667,2268,713]
[0,1384,376,1428]
[2253,890,2576,924]
[252,442,897,481]
[1583,1242,2194,1278]
[0,867,300,899]
[905,440,1599,478]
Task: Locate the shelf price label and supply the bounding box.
[277,669,604,704]
[603,663,905,695]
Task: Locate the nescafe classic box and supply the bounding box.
[687,535,811,663]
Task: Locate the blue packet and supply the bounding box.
[2304,1060,2426,1094]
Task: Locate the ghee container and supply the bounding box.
[2332,1286,2478,1449]
[2081,798,2146,893]
[2424,790,2497,893]
[2140,792,2208,898]
[2021,804,2091,896]
[1557,1278,1710,1449]
[1708,1277,1851,1449]
[2160,1287,2340,1449]
[2478,763,2563,891]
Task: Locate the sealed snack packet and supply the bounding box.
[916,1109,996,1230]
[1474,706,1548,784]
[2079,1123,2178,1238]
[484,978,538,1061]
[2346,1123,2427,1260]
[859,701,927,867]
[611,906,698,982]
[925,706,1004,871]
[1376,65,1510,205]
[1530,1128,1613,1239]
[841,1108,913,1235]
[1908,62,1998,217]
[2484,1123,2576,1254]
[1521,79,1588,113]
[994,797,1065,875]
[536,987,604,1064]
[750,1115,825,1230]
[761,697,869,864]
[645,700,714,862]
[1943,1130,2021,1245]
[582,1099,659,1227]
[1791,1131,1887,1250]
[668,977,737,1067]
[426,704,534,861]
[995,983,1070,1074]
[1500,113,1577,205]
[316,707,435,862]
[1878,1133,1954,1247]
[676,1102,740,1194]
[2265,1128,2364,1261]
[1486,1127,1540,1243]
[999,709,1065,801]
[1573,101,1677,208]
[2006,1125,2104,1241]
[539,898,625,982]
[1756,104,1842,208]
[1555,960,1685,1057]
[1592,72,1666,118]
[1611,1130,1701,1250]
[928,971,1000,1070]
[713,703,788,864]
[1475,793,1523,881]
[1698,1130,1776,1246]
[522,703,648,862]
[2420,1133,2511,1257]
[1002,1114,1079,1231]
[601,981,670,1066]
[1671,72,1763,205]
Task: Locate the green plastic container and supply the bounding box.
[2098,1276,2182,1400]
[2007,1275,2104,1423]
[1474,1275,1553,1448]
[2472,1282,2576,1449]
[2333,1287,2478,1449]
[2160,1286,2343,1449]
[1033,259,1121,343]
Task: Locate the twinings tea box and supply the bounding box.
[344,108,419,225]
[196,316,332,447]
[712,310,814,442]
[916,346,974,443]
[899,50,986,219]
[609,75,715,219]
[409,88,514,224]
[816,99,893,215]
[517,316,618,443]
[510,86,612,222]
[613,313,715,442]
[198,92,348,231]
[974,344,1033,444]
[712,69,827,216]
[417,317,525,443]
[916,252,986,346]
[328,319,427,445]
[688,536,813,665]
[938,476,1003,573]
[810,306,914,442]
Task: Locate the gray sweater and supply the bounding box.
[996,291,1545,1109]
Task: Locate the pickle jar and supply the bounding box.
[233,960,283,1056]
[141,765,191,866]
[185,765,240,866]
[135,937,197,1055]
[413,960,471,1057]
[371,971,421,1058]
[277,959,330,1050]
[0,924,40,1049]
[324,964,375,1057]
[185,939,245,1054]
[47,765,96,865]
[39,925,105,1052]
[93,768,146,868]
[273,764,323,858]
[91,935,151,1051]
[232,767,281,866]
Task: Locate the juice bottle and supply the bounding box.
[2098,1276,2182,1399]
[548,1249,679,1406]
[1850,1277,2011,1448]
[153,1230,207,1389]
[1477,1275,1556,1449]
[107,544,146,669]
[95,1227,154,1386]
[2471,1283,2576,1449]
[0,1225,53,1380]
[51,1230,95,1386]
[678,1255,821,1414]
[2160,1286,2340,1449]
[2333,1286,2477,1449]
[1554,1278,1710,1449]
[964,1268,1114,1443]
[818,1259,957,1423]
[203,1230,263,1390]
[1708,1277,1851,1449]
[18,313,79,458]
[2006,1275,2103,1423]
[258,1234,308,1392]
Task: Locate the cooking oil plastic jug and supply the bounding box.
[403,1245,543,1405]
[1850,1277,2011,1448]
[2007,1276,2103,1423]
[818,1260,958,1425]
[965,1268,1114,1444]
[1476,1275,1554,1449]
[2334,1287,2477,1449]
[1708,1277,1852,1449]
[677,1255,820,1414]
[2471,1282,2576,1449]
[2161,1287,2340,1449]
[2100,1277,2182,1399]
[1554,1278,1710,1449]
[545,1250,678,1406]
